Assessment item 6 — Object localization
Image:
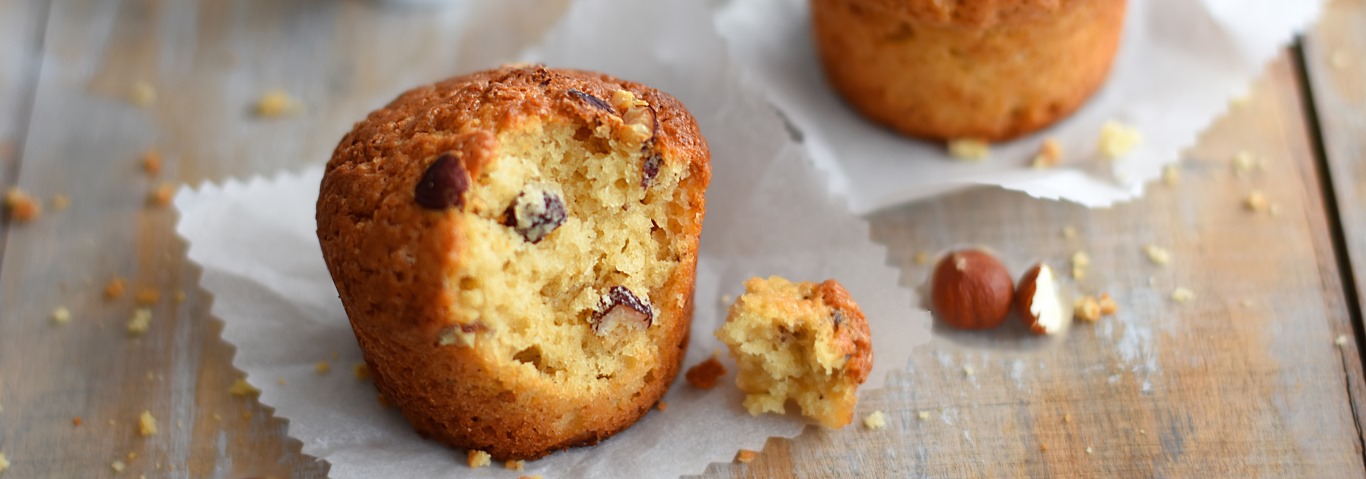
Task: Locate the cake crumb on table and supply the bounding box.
[1171,287,1197,304]
[105,277,127,300]
[149,183,175,207]
[352,363,370,380]
[863,410,887,430]
[135,289,160,305]
[229,378,259,397]
[1071,251,1090,280]
[1336,335,1350,347]
[1098,121,1141,159]
[656,401,668,412]
[917,411,931,420]
[1097,293,1119,316]
[314,361,331,374]
[1075,296,1101,322]
[51,306,71,325]
[5,188,40,223]
[1031,138,1062,168]
[138,411,158,436]
[947,138,990,160]
[1232,151,1260,176]
[504,460,525,471]
[111,460,125,472]
[467,450,491,468]
[684,356,726,390]
[72,416,83,426]
[140,149,162,176]
[1143,245,1171,266]
[127,308,152,335]
[0,452,9,473]
[255,89,302,118]
[735,449,758,464]
[1244,191,1268,212]
[913,251,931,265]
[51,194,70,211]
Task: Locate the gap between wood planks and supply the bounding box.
[0,0,52,263]
[1293,36,1366,460]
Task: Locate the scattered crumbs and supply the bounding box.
[135,289,160,306]
[1098,121,1142,159]
[1061,226,1077,239]
[1064,414,1073,423]
[863,410,887,430]
[1171,287,1196,304]
[917,411,931,420]
[353,363,370,381]
[149,183,175,207]
[1336,335,1350,347]
[656,401,669,412]
[314,361,332,374]
[229,378,260,397]
[277,377,287,386]
[111,459,126,473]
[127,308,152,335]
[173,290,187,303]
[1097,293,1118,316]
[1162,164,1180,186]
[1085,446,1093,455]
[1143,244,1171,266]
[1075,297,1101,322]
[129,80,156,107]
[467,450,492,469]
[1332,49,1352,70]
[1071,251,1090,280]
[255,89,302,118]
[140,149,162,176]
[947,138,990,160]
[962,365,975,377]
[5,188,41,223]
[138,410,158,436]
[685,356,727,389]
[51,194,71,211]
[1244,191,1268,212]
[1031,138,1062,168]
[504,460,525,471]
[105,277,127,300]
[51,306,72,325]
[735,449,758,464]
[913,251,931,266]
[0,452,8,473]
[73,416,83,426]
[1232,151,1259,176]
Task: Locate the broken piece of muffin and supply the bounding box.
[716,276,873,428]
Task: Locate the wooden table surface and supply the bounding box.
[1,0,1365,477]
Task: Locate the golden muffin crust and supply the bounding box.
[813,0,1127,141]
[716,277,873,429]
[317,65,711,460]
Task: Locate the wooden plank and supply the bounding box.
[0,0,565,477]
[693,52,1366,477]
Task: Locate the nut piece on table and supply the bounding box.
[1016,263,1070,335]
[931,249,1014,330]
[592,286,654,336]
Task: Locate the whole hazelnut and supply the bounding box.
[1016,263,1070,335]
[931,249,1014,329]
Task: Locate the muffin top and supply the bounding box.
[841,0,1080,28]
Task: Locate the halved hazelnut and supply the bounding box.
[414,152,470,210]
[1016,263,1070,335]
[592,286,653,335]
[931,249,1013,330]
[568,89,614,113]
[503,184,567,244]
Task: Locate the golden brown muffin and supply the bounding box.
[812,0,1127,142]
[716,277,873,429]
[316,65,711,460]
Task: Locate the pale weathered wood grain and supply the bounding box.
[693,53,1366,478]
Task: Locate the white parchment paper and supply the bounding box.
[175,0,931,477]
[716,0,1323,214]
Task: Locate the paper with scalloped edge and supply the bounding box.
[173,0,931,477]
[715,0,1323,214]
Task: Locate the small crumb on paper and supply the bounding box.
[135,289,160,305]
[229,378,259,397]
[127,308,152,336]
[1171,287,1196,304]
[962,365,974,377]
[1031,138,1062,168]
[1098,121,1142,159]
[685,356,726,389]
[111,460,125,473]
[467,450,491,468]
[918,411,931,420]
[314,361,331,374]
[1143,245,1171,265]
[141,149,162,176]
[72,416,83,426]
[51,306,71,325]
[149,183,175,207]
[735,449,758,464]
[353,363,370,381]
[1085,446,1094,454]
[947,139,989,160]
[863,410,887,430]
[138,411,158,436]
[255,89,302,118]
[5,188,40,223]
[1075,296,1101,322]
[1064,414,1072,423]
[913,251,931,265]
[504,460,525,471]
[656,401,668,412]
[105,277,127,300]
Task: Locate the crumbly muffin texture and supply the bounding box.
[716,277,873,429]
[317,65,710,460]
